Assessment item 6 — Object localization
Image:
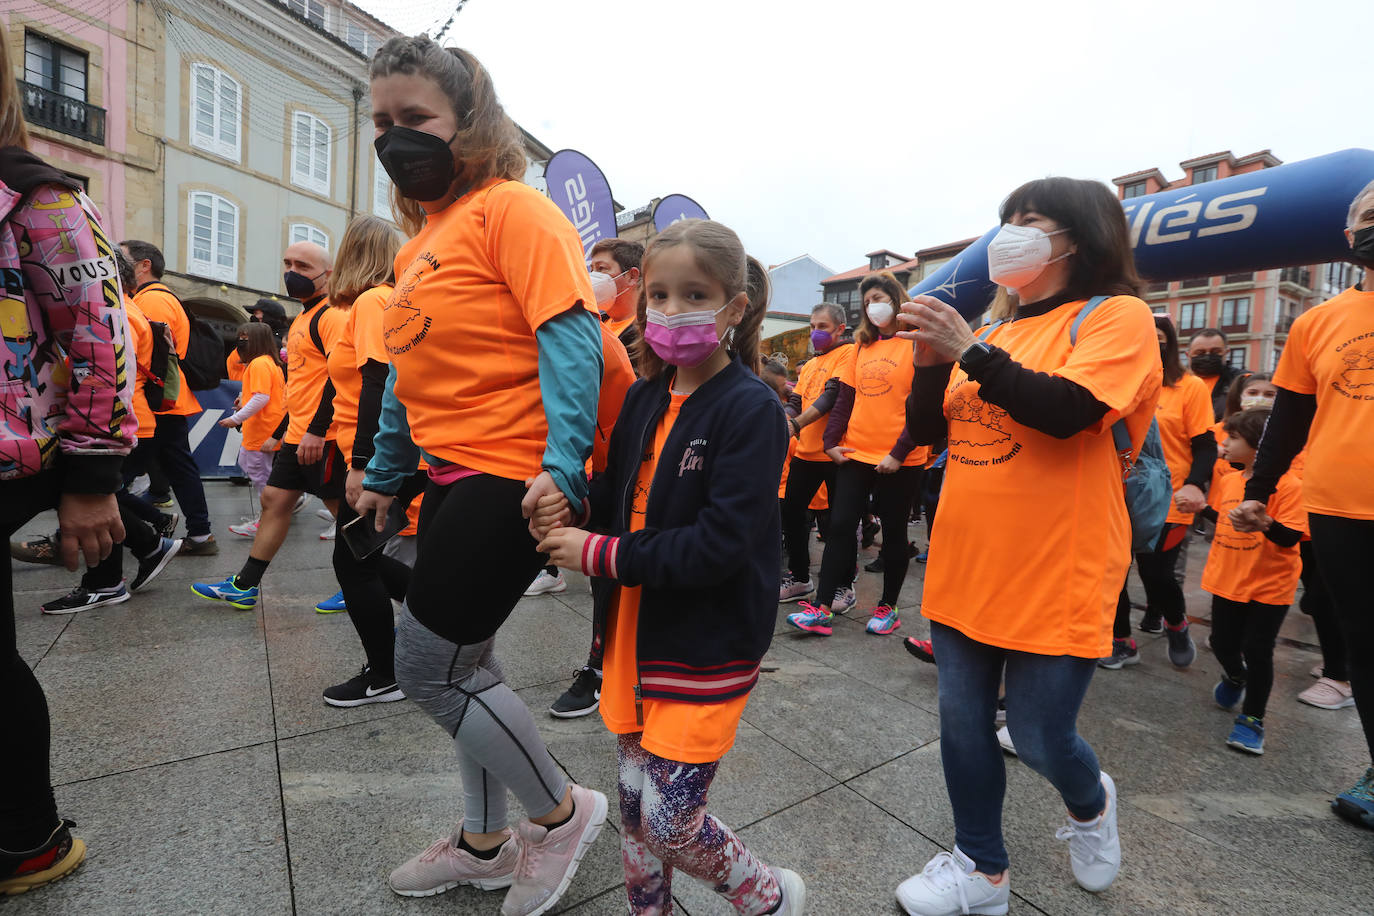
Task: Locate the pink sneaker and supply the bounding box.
[500,783,608,916]
[388,829,519,897]
[1298,677,1355,710]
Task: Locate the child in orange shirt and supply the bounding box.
[218,322,285,515]
[535,220,804,915]
[1199,407,1306,755]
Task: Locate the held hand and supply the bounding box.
[57,492,123,572]
[1173,484,1207,514]
[826,446,855,465]
[787,416,802,440]
[522,471,564,537]
[896,295,977,363]
[530,491,573,539]
[217,417,239,429]
[1229,499,1270,532]
[354,489,395,532]
[259,436,279,454]
[536,526,591,570]
[345,467,367,510]
[876,455,901,474]
[297,432,325,465]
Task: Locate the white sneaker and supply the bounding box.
[831,586,856,615]
[318,523,336,540]
[524,569,566,597]
[1055,771,1120,892]
[896,847,1008,916]
[315,507,334,521]
[779,575,815,603]
[771,865,807,915]
[996,726,1017,756]
[293,494,308,514]
[228,517,260,537]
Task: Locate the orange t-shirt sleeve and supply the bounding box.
[1054,296,1160,424]
[350,288,391,369]
[1272,316,1317,394]
[1181,377,1215,440]
[243,358,272,399]
[484,184,597,332]
[1272,474,1308,535]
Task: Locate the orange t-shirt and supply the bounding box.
[326,286,392,464]
[1156,373,1215,525]
[284,297,345,445]
[1202,470,1306,604]
[794,343,854,461]
[239,355,285,452]
[226,349,245,382]
[384,179,597,481]
[605,312,635,342]
[1208,421,1234,493]
[601,392,750,764]
[592,323,635,475]
[1272,285,1374,520]
[132,282,201,416]
[123,297,156,439]
[922,296,1162,658]
[840,336,929,467]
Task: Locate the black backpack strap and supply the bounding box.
[308,302,327,356]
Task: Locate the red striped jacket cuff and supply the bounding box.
[579,533,619,579]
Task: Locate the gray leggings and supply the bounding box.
[395,607,568,835]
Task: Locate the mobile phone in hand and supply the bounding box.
[341,501,409,560]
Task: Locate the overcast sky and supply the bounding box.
[355,0,1368,274]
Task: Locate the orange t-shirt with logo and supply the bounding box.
[601,392,751,764]
[840,336,928,467]
[921,296,1162,658]
[1272,286,1374,520]
[794,343,854,461]
[239,355,285,452]
[592,324,635,475]
[132,282,200,416]
[284,297,345,445]
[384,179,597,481]
[326,286,392,464]
[1156,373,1215,525]
[123,297,156,439]
[1202,470,1306,604]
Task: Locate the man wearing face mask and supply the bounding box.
[1187,329,1242,421]
[1233,179,1374,830]
[587,238,643,352]
[120,240,217,554]
[192,242,347,612]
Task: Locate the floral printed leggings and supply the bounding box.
[618,733,780,915]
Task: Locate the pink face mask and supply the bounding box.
[643,305,728,367]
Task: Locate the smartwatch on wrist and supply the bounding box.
[959,340,994,373]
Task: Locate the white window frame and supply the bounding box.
[345,20,373,56]
[187,191,238,283]
[372,150,392,220]
[286,0,326,28]
[291,111,331,196]
[289,222,328,250]
[190,63,241,162]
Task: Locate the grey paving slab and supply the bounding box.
[13,604,68,665]
[13,744,290,916]
[739,642,941,781]
[277,711,625,915]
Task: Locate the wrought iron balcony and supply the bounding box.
[20,80,105,145]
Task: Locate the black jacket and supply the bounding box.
[587,357,787,706]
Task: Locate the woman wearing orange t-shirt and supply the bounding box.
[353,38,607,910]
[896,177,1160,913]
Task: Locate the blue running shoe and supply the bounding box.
[786,602,833,636]
[191,575,258,610]
[1333,767,1374,829]
[865,604,901,635]
[315,590,347,614]
[1225,714,1264,755]
[1213,677,1245,711]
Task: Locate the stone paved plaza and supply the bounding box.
[8,482,1373,915]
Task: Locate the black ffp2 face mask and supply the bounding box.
[284,270,322,300]
[1190,353,1225,377]
[375,127,459,202]
[1351,225,1374,269]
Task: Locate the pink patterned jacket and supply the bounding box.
[1,150,136,492]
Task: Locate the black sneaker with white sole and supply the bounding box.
[157,512,180,540]
[130,537,183,592]
[41,583,130,615]
[549,666,602,718]
[323,667,405,707]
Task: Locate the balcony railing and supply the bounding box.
[1222,272,1254,284]
[1179,276,1210,290]
[20,81,105,145]
[1279,267,1311,289]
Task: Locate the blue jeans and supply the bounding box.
[931,621,1106,874]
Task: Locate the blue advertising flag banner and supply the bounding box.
[652,194,709,232]
[190,379,245,479]
[911,148,1374,320]
[544,149,616,258]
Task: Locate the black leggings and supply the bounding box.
[332,500,412,680]
[1,472,61,849]
[408,474,548,646]
[818,461,922,608]
[1299,539,1347,682]
[1133,524,1189,627]
[1210,595,1289,720]
[781,457,836,582]
[1308,514,1374,760]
